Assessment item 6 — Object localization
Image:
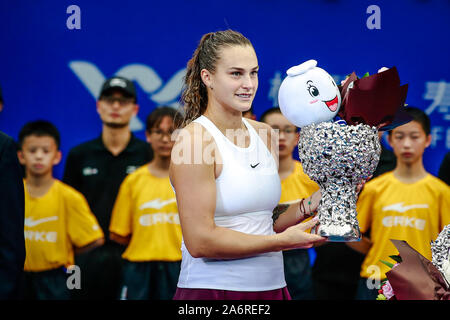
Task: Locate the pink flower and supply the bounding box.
[381,281,395,300]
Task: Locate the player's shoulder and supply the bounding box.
[182,120,205,136]
[245,118,272,132]
[181,117,271,136]
[245,118,277,146]
[174,121,215,152]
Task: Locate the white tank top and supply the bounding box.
[177,115,286,291]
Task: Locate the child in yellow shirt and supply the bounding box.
[351,107,450,300]
[18,121,104,299]
[110,107,181,300]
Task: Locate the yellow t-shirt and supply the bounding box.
[357,172,450,279]
[109,165,182,262]
[24,180,104,272]
[279,161,319,204]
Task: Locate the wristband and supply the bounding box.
[296,198,309,220]
[307,197,313,214]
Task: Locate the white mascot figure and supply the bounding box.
[278,59,341,128]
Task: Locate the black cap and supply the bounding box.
[99,76,137,101]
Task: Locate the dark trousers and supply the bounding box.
[283,249,314,300]
[119,260,181,300]
[71,242,124,300]
[312,278,358,300]
[354,277,379,300]
[23,267,70,300]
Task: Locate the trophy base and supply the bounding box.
[312,224,361,242]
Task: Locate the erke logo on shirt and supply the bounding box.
[139,213,180,226]
[139,198,176,210]
[138,198,179,227]
[382,203,428,231]
[382,216,426,230]
[382,202,429,213]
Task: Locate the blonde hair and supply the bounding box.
[178,30,253,128]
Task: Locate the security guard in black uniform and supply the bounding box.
[63,76,152,299]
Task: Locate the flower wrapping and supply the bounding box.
[338,67,411,130]
[385,239,450,300]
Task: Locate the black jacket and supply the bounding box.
[0,132,25,299]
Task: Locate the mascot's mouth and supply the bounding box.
[323,95,338,112]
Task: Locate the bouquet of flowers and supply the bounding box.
[377,225,450,300]
[376,254,401,300]
[338,67,410,130]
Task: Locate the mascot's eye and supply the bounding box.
[307,85,319,97]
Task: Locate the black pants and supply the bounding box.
[23,267,70,300]
[283,249,314,300]
[119,260,181,300]
[312,278,359,300]
[354,277,380,300]
[71,242,124,300]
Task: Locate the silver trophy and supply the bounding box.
[298,121,381,242]
[277,60,408,242]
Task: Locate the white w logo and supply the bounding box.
[69,61,186,131]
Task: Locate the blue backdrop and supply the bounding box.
[1,0,449,179]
